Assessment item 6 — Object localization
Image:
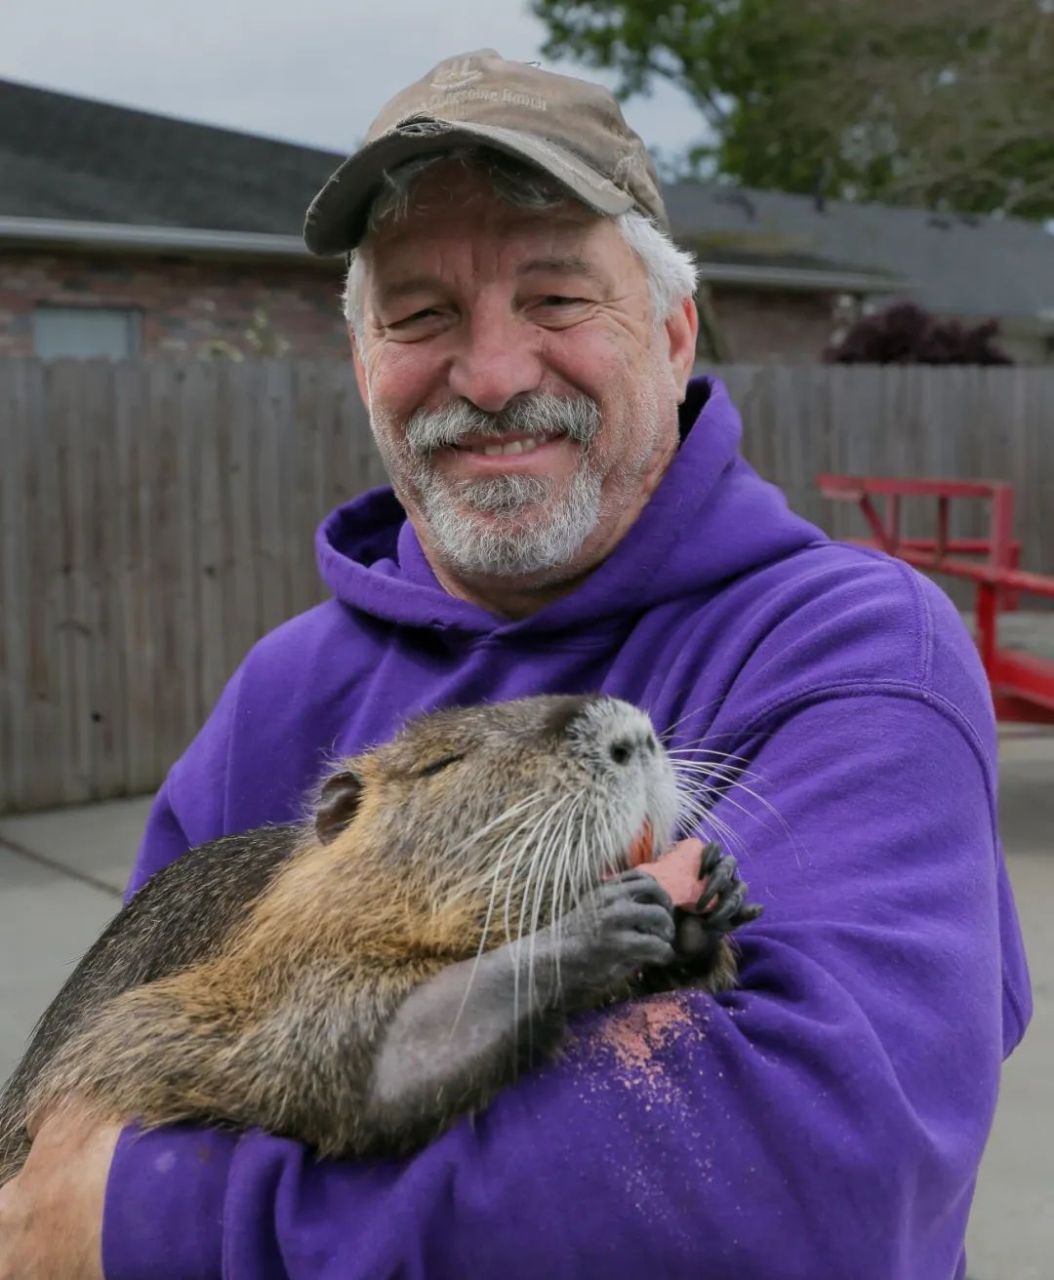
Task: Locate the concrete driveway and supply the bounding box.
[1,730,1052,1277]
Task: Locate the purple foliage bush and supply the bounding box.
[825,303,1013,365]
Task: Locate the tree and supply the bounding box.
[532,0,1054,218]
[824,302,1013,364]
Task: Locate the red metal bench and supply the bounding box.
[818,475,1054,723]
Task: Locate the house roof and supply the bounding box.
[664,183,1054,326]
[3,75,1052,322]
[0,77,342,236]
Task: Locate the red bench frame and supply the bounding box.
[819,475,1054,723]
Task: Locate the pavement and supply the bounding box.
[1,731,1052,1276]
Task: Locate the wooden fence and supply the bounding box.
[2,358,1052,813]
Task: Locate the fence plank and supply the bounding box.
[3,357,1053,813]
[111,363,152,795]
[0,362,29,810]
[82,361,121,799]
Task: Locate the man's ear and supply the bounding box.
[665,294,700,398]
[316,768,365,844]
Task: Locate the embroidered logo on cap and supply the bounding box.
[431,59,484,92]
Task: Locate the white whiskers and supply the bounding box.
[671,754,803,870]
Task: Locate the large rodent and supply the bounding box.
[0,694,760,1181]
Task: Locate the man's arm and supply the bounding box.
[124,664,245,901]
[0,1104,116,1280]
[95,689,1028,1280]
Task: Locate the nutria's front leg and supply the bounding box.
[362,868,677,1150]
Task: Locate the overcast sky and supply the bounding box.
[3,0,705,160]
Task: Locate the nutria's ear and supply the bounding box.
[316,769,365,844]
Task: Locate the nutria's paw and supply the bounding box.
[674,844,762,962]
[559,869,677,990]
[696,843,763,928]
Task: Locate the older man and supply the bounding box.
[0,50,1030,1280]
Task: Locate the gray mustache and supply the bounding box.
[404,394,600,456]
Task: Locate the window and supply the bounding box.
[32,306,142,359]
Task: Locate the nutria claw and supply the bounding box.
[702,848,762,926]
[699,840,725,878]
[669,845,763,965]
[702,878,762,932]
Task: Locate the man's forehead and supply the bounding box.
[374,197,599,248]
[364,200,625,287]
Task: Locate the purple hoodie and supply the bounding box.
[103,377,1029,1279]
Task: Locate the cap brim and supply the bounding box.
[303,118,634,256]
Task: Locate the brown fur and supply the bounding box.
[0,695,757,1181]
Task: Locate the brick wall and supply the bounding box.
[0,249,350,359]
[4,254,1042,367]
[710,286,838,363]
[0,251,844,365]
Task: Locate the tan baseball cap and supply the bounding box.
[303,48,668,256]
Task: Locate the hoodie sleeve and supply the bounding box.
[102,679,1029,1279]
[124,666,245,900]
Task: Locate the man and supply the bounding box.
[0,50,1030,1279]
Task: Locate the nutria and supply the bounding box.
[0,694,760,1181]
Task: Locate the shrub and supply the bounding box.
[825,302,1013,364]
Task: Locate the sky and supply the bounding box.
[2,0,706,161]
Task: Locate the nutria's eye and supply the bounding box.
[419,753,465,777]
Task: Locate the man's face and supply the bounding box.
[352,163,696,589]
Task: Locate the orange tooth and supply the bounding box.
[628,820,654,868]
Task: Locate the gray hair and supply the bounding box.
[341,148,698,345]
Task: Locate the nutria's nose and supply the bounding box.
[551,695,661,765]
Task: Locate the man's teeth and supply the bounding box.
[463,436,554,457]
[482,438,537,456]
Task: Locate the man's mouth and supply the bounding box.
[451,431,564,457]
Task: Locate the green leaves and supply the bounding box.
[531,0,1054,218]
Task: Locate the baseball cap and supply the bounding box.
[303,48,668,256]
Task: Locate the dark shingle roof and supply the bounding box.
[3,76,1053,322]
[0,77,343,234]
[665,182,1054,323]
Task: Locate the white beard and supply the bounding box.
[373,393,605,578]
[416,464,604,577]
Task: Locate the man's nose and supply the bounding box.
[446,305,544,413]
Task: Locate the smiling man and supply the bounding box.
[0,49,1030,1280]
[348,153,697,616]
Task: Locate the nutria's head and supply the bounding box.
[313,695,680,945]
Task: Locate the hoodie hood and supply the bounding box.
[315,376,826,637]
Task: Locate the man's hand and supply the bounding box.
[0,1100,119,1280]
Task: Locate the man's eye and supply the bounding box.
[541,296,580,307]
[419,753,465,777]
[390,308,440,328]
